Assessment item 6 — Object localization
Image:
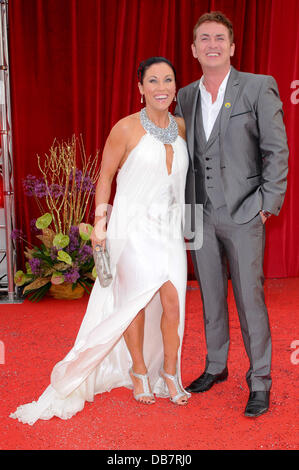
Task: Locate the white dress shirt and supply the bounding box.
[199,68,231,141]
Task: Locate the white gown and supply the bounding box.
[10,131,190,425]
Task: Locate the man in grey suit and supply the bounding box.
[175,11,288,417]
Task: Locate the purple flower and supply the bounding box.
[69,170,95,194]
[23,175,38,197]
[22,175,48,198]
[30,218,41,233]
[69,169,82,189]
[82,175,95,193]
[50,247,58,261]
[67,226,80,251]
[64,267,80,283]
[70,225,79,235]
[29,258,42,275]
[78,244,93,263]
[49,183,64,198]
[11,229,24,241]
[34,179,47,198]
[75,170,83,188]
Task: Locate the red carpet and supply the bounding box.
[0,278,298,450]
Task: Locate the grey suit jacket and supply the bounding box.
[175,66,289,228]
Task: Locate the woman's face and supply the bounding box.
[138,62,176,111]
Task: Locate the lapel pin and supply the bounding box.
[224,102,231,108]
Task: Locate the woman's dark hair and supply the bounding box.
[137,57,176,84]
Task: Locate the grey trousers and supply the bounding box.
[191,201,272,391]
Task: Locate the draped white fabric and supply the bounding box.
[10,133,190,425]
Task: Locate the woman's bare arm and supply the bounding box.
[91,119,130,248]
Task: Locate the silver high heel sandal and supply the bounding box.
[129,367,155,404]
[160,368,188,405]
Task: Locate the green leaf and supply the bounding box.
[36,213,52,229]
[53,233,70,249]
[14,270,29,286]
[25,283,51,302]
[57,250,72,265]
[92,266,97,279]
[51,272,65,285]
[79,223,93,241]
[78,279,92,295]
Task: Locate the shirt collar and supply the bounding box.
[199,67,231,95]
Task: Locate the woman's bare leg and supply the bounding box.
[160,281,188,405]
[123,309,155,404]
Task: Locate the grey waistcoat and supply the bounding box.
[194,95,226,209]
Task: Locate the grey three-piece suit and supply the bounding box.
[176,66,289,391]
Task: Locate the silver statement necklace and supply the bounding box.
[140,107,178,144]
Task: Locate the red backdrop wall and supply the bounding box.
[8,0,299,278]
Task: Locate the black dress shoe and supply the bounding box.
[244,391,270,417]
[186,368,228,393]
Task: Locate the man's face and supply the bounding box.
[191,21,235,71]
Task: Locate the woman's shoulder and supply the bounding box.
[110,113,141,137]
[107,113,140,141]
[114,112,140,129]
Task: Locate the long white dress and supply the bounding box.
[10,131,190,425]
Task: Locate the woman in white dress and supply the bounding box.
[10,57,190,425]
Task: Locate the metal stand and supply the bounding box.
[0,0,23,303]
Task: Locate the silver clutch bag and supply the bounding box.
[93,244,113,288]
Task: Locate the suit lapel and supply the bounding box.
[219,67,240,138]
[204,67,239,151]
[195,94,207,152]
[185,81,200,165]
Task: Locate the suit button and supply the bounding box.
[205,157,210,161]
[206,176,212,179]
[206,167,212,170]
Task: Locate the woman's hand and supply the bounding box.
[90,219,106,251]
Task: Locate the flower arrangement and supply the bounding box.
[13,136,101,301]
